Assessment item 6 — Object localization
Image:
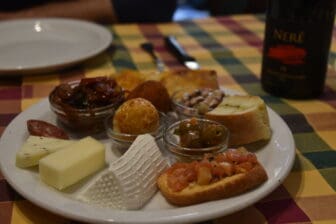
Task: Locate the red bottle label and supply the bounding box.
[267,45,306,65]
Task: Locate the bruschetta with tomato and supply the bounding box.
[157,147,268,206]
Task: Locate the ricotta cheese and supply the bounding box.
[77,134,168,210]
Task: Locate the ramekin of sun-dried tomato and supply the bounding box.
[49,76,125,134]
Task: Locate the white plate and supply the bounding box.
[0,98,295,224]
[0,18,112,75]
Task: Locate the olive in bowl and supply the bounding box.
[163,117,229,161]
[172,88,225,119]
[49,77,125,134]
[105,98,167,151]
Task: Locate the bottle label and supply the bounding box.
[261,1,336,98]
[262,17,334,81]
[267,25,306,65]
[267,45,306,65]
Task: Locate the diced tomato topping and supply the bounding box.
[195,159,212,171]
[235,161,253,173]
[220,162,235,176]
[165,148,258,192]
[246,153,258,163]
[214,153,228,163]
[167,163,197,192]
[226,149,246,163]
[197,166,212,185]
[211,162,227,178]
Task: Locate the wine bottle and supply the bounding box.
[261,0,336,98]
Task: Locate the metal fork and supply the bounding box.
[140,42,165,72]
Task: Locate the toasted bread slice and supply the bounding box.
[205,95,271,146]
[115,69,219,98]
[157,162,267,206]
[115,69,147,93]
[160,69,220,96]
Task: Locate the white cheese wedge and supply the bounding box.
[77,134,168,210]
[39,136,105,190]
[16,136,75,168]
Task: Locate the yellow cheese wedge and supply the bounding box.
[39,136,105,190]
[16,136,75,168]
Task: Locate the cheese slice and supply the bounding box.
[39,136,105,190]
[16,136,75,168]
[77,134,168,210]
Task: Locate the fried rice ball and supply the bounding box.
[113,98,160,135]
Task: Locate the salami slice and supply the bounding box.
[27,120,69,139]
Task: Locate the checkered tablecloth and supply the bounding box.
[1,14,336,224]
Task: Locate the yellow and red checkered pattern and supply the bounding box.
[1,14,336,224]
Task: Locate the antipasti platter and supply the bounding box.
[0,69,295,224]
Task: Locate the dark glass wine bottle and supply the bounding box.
[261,0,336,99]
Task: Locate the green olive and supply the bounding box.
[180,130,202,148]
[201,124,226,147]
[175,119,199,135]
[175,118,226,148]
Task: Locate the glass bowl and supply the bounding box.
[163,118,229,162]
[105,112,167,151]
[171,89,224,120]
[49,79,124,134]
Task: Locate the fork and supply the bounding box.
[140,42,165,72]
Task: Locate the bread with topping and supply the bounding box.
[157,148,268,206]
[205,95,271,146]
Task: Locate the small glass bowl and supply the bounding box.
[105,112,167,151]
[49,81,124,134]
[171,90,202,119]
[163,118,229,162]
[171,89,225,119]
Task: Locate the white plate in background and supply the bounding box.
[0,18,112,75]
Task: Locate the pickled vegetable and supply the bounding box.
[174,118,227,148]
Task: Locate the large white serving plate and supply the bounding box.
[0,97,295,224]
[0,18,112,75]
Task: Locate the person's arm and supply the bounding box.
[0,0,117,23]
